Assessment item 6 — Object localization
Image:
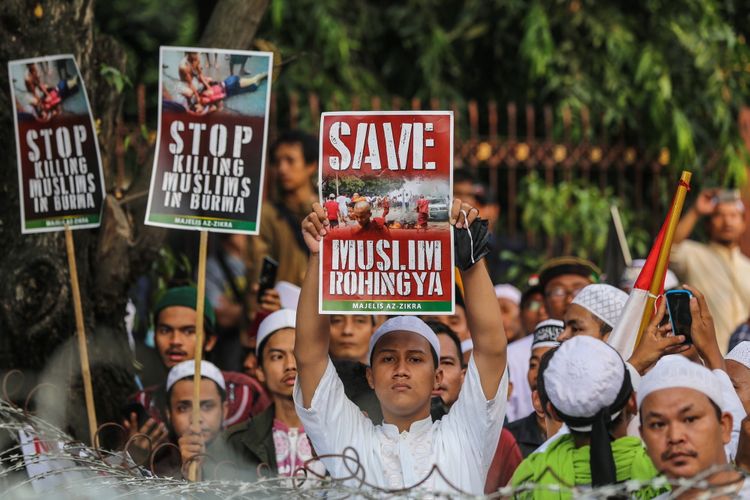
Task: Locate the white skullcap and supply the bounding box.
[571,284,628,327]
[257,309,296,355]
[637,355,724,410]
[166,359,226,392]
[727,341,750,370]
[494,284,522,304]
[367,316,440,366]
[544,336,626,419]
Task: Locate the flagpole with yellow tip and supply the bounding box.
[634,171,692,347]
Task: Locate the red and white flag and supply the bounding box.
[607,219,670,359]
[607,172,692,359]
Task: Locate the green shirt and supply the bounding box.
[510,434,667,499]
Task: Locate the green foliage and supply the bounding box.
[327,175,363,196]
[255,0,750,186]
[509,172,650,284]
[95,0,200,122]
[91,0,750,185]
[100,64,132,93]
[150,246,194,306]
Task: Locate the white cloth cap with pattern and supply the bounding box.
[637,355,724,409]
[571,284,628,328]
[543,335,626,418]
[726,341,750,370]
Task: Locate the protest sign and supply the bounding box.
[319,111,454,315]
[9,54,105,234]
[145,46,273,234]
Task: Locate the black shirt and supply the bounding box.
[506,411,546,458]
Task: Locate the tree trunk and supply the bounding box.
[0,0,269,445]
[199,0,269,49]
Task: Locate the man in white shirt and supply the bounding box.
[335,193,351,222]
[670,189,750,352]
[293,200,509,494]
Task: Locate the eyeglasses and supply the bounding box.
[545,287,584,301]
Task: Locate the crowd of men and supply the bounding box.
[111,129,750,496]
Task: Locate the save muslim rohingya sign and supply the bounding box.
[318,111,455,315]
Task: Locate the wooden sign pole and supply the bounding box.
[188,229,209,482]
[64,224,98,445]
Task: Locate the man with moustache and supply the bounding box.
[226,310,325,478]
[671,189,750,352]
[125,287,269,455]
[639,355,749,497]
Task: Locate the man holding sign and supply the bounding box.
[293,199,508,494]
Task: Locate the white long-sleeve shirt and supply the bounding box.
[293,355,508,494]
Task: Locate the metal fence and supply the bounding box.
[116,86,730,242]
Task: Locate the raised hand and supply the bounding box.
[628,300,689,375]
[301,202,329,255]
[259,287,282,312]
[449,198,480,229]
[178,422,206,478]
[122,413,168,465]
[694,189,720,216]
[684,285,724,370]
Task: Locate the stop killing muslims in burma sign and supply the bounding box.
[145,46,273,234]
[9,55,105,233]
[319,111,455,315]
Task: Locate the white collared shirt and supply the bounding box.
[506,334,534,422]
[294,355,508,494]
[670,240,750,353]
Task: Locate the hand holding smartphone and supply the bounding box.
[665,289,693,345]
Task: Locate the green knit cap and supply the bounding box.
[153,286,216,329]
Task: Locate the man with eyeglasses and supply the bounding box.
[538,257,601,320]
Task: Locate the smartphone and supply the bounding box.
[665,289,693,344]
[257,256,279,302]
